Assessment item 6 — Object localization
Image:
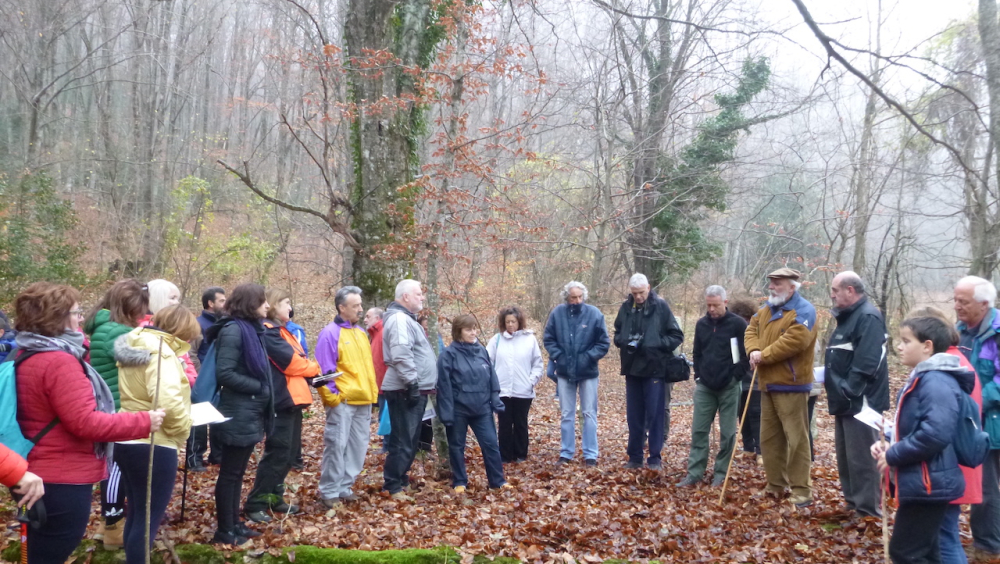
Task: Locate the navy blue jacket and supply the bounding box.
[887,353,974,503]
[543,303,610,382]
[436,341,503,426]
[196,310,218,363]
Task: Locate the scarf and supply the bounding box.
[15,330,116,462]
[234,317,269,386]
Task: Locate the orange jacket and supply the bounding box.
[0,443,27,488]
[263,320,320,407]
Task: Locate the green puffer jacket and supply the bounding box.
[84,309,133,409]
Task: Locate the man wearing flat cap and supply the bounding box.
[744,268,818,507]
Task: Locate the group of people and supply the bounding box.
[3,268,1000,564]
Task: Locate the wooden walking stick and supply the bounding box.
[719,367,758,505]
[145,337,164,564]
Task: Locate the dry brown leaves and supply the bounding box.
[2,362,917,563]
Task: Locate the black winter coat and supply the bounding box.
[693,311,749,391]
[613,291,684,378]
[824,296,890,416]
[887,354,974,503]
[436,341,503,426]
[206,318,273,447]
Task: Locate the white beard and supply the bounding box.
[767,291,791,307]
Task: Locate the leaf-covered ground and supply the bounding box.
[0,367,967,563]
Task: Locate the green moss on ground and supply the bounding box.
[1,541,525,564]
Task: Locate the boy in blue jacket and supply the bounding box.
[872,316,973,564]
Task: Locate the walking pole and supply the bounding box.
[718,367,757,505]
[180,455,188,522]
[881,430,889,564]
[145,337,164,564]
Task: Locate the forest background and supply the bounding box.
[0,0,996,345]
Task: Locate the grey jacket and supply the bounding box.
[381,301,438,392]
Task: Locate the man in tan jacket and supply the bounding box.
[744,268,818,507]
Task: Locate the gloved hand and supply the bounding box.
[406,382,421,407]
[492,396,506,413]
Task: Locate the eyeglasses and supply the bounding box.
[69,310,84,318]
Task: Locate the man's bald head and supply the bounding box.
[831,271,865,310]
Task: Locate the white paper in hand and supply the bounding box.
[854,403,884,432]
[190,402,230,427]
[731,337,739,364]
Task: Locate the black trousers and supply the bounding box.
[739,388,761,454]
[27,483,92,564]
[100,455,126,525]
[890,501,948,564]
[117,443,178,564]
[215,443,255,532]
[292,408,304,467]
[382,391,427,494]
[244,410,295,512]
[497,397,533,462]
[207,425,223,465]
[186,425,208,467]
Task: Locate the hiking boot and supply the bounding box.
[625,461,643,469]
[270,502,300,515]
[102,520,124,549]
[500,483,514,490]
[391,491,415,501]
[453,486,466,494]
[235,523,261,539]
[676,476,699,488]
[319,497,342,509]
[211,529,249,545]
[647,461,663,471]
[790,494,813,508]
[339,493,360,503]
[712,475,726,487]
[245,510,272,524]
[557,457,572,466]
[584,459,597,467]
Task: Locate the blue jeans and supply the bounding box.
[445,411,506,488]
[941,504,968,564]
[558,376,599,460]
[625,376,665,464]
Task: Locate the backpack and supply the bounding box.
[0,351,59,459]
[191,341,220,406]
[955,391,990,468]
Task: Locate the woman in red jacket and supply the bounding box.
[13,282,165,564]
[0,444,43,509]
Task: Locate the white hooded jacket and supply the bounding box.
[486,329,544,398]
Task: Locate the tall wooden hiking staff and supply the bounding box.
[145,337,164,564]
[718,367,757,505]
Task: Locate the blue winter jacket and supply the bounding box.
[958,308,1000,448]
[543,303,610,382]
[436,341,503,426]
[886,353,973,503]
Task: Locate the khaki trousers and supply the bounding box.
[760,391,812,499]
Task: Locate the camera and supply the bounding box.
[626,334,643,354]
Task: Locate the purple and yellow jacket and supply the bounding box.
[314,316,378,408]
[744,292,818,393]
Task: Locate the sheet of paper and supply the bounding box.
[853,404,883,431]
[813,366,825,384]
[422,402,436,421]
[730,337,739,364]
[190,401,230,427]
[312,371,343,385]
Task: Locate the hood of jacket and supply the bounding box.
[386,301,418,321]
[501,329,535,340]
[113,327,190,367]
[914,352,977,395]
